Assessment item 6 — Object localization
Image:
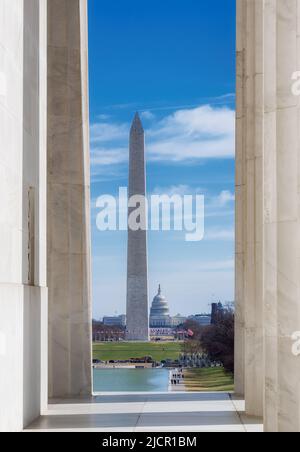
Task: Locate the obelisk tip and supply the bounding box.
[131,112,144,133]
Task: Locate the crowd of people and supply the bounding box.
[169,369,185,387]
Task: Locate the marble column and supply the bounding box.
[0,0,48,431]
[234,0,246,398]
[264,0,300,432]
[237,0,300,432]
[263,0,279,431]
[47,0,92,398]
[235,0,264,417]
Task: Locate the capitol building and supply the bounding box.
[149,285,186,328]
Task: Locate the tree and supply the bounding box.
[199,309,234,373]
[182,339,202,355]
[181,320,204,354]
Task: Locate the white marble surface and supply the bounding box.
[236,0,300,432]
[0,285,47,432]
[264,0,300,433]
[0,0,24,285]
[0,0,48,432]
[26,393,263,433]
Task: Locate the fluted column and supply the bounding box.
[47,0,92,398]
[263,0,279,432]
[235,0,264,417]
[264,0,300,432]
[237,0,300,432]
[235,0,246,398]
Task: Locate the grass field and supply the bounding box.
[184,368,234,392]
[93,341,183,362]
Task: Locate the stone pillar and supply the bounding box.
[47,0,92,398]
[235,0,264,417]
[263,0,300,432]
[263,0,279,432]
[234,0,246,398]
[0,0,48,431]
[237,0,300,431]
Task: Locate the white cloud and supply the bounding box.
[152,184,194,197]
[90,147,128,166]
[89,103,235,174]
[205,209,234,219]
[97,114,111,121]
[217,190,235,206]
[90,122,129,144]
[152,186,235,207]
[147,105,235,162]
[203,190,235,218]
[141,111,155,121]
[151,105,234,137]
[148,136,234,161]
[205,227,234,241]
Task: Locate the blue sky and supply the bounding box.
[89,0,236,319]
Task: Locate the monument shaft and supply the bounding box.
[126,114,149,341]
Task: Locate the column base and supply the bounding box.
[0,284,47,432]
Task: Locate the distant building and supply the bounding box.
[149,286,188,332]
[102,315,126,327]
[101,290,226,338]
[188,314,211,326]
[171,314,187,327]
[93,329,125,342]
[150,285,172,328]
[211,302,224,324]
[92,318,125,342]
[150,328,174,339]
[188,303,225,326]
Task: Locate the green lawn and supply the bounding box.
[93,341,183,362]
[184,367,234,392]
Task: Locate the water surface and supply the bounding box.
[93,368,169,392]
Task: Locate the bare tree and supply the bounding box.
[199,310,234,373]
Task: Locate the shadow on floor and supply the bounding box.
[28,410,243,430]
[27,393,263,432]
[50,392,233,405]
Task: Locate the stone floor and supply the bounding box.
[26,393,263,432]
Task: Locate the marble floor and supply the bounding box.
[26,393,263,432]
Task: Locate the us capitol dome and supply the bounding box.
[150,285,172,328]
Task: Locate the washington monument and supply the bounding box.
[126,113,149,341]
